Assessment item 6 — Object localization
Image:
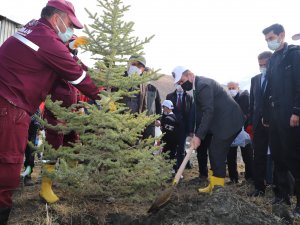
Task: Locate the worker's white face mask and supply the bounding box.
[259,67,267,75]
[228,89,238,97]
[56,16,74,43]
[127,65,142,76]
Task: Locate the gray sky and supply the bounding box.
[2,0,300,90]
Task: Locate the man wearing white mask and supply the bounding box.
[0,0,100,223]
[172,66,244,193]
[248,51,273,197]
[226,82,253,185]
[127,55,147,77]
[166,84,193,172]
[122,55,161,138]
[262,23,300,216]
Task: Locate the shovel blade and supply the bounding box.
[148,186,175,213]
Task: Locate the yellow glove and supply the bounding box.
[108,101,117,112]
[69,36,89,49]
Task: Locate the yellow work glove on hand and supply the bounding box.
[69,36,89,49]
[108,100,117,112]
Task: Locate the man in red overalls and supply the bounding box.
[0,1,99,223]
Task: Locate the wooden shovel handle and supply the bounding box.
[173,148,194,185]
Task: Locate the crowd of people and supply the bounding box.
[0,0,300,224]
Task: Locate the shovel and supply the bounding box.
[148,147,194,213]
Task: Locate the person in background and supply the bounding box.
[226,81,253,184]
[166,84,193,172]
[0,1,100,223]
[160,100,179,175]
[248,51,273,197]
[122,55,162,139]
[172,66,244,193]
[262,23,300,217]
[21,109,42,186]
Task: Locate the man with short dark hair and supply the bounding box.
[0,1,99,223]
[248,51,272,197]
[172,66,244,193]
[262,23,300,216]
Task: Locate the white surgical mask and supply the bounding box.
[267,38,281,51]
[127,65,142,76]
[259,67,267,75]
[175,84,183,93]
[56,16,74,43]
[228,89,238,97]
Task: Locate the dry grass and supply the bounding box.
[8,153,300,224]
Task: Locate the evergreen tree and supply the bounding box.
[40,0,173,202]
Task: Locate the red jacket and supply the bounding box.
[0,18,99,115]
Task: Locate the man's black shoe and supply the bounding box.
[271,196,291,206]
[247,189,265,197]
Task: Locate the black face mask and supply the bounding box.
[181,80,193,91]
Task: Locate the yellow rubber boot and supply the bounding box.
[210,176,225,190]
[39,164,59,204]
[198,170,213,193]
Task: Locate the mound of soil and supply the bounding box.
[106,186,283,225]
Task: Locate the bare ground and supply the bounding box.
[8,154,300,225]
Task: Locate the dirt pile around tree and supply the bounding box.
[9,158,299,225]
[106,186,284,225]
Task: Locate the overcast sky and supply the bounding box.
[2,0,300,90]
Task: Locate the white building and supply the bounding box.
[0,15,22,45]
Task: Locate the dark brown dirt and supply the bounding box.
[8,156,300,225]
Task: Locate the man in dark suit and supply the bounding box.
[172,66,244,193]
[166,85,193,171]
[248,51,272,197]
[262,24,300,215]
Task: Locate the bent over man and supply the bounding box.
[0,1,99,223]
[172,66,244,193]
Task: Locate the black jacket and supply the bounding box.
[249,73,265,131]
[166,90,193,134]
[233,91,250,127]
[193,76,244,140]
[161,113,178,145]
[263,43,300,127]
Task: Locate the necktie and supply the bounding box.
[261,75,267,94]
[177,94,182,110]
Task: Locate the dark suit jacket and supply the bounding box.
[194,76,244,140]
[249,73,264,131]
[263,44,300,127]
[166,90,193,134]
[234,91,250,127]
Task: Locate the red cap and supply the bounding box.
[47,0,83,29]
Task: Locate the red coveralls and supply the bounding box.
[44,78,79,149]
[0,18,99,208]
